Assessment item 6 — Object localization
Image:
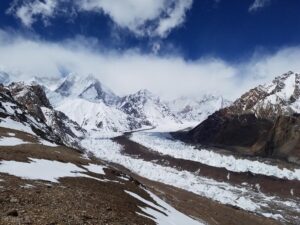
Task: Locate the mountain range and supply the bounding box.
[7,72,227,137]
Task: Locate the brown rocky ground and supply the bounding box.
[0,128,157,225]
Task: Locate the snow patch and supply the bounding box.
[0,136,28,146]
[0,158,100,183]
[126,190,205,225]
[0,118,35,135]
[83,164,106,175]
[39,139,58,147]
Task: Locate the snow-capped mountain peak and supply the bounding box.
[229,71,300,119]
[117,89,180,128]
[56,73,119,105]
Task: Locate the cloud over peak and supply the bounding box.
[8,0,193,38]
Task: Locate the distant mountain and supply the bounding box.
[118,89,181,129]
[56,73,119,105]
[168,95,231,123]
[185,71,300,164]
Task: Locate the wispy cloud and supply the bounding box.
[7,0,58,27]
[8,0,193,38]
[249,0,271,12]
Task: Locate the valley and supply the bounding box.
[0,71,299,224]
[0,1,299,224]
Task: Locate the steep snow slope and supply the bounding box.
[56,73,119,105]
[56,98,131,137]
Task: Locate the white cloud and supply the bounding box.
[0,29,299,100]
[8,0,58,27]
[154,0,193,37]
[249,0,271,12]
[8,0,193,37]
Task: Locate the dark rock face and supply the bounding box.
[0,85,62,144]
[188,110,273,156]
[9,83,52,123]
[265,115,300,164]
[187,110,300,162]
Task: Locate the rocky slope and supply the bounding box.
[186,71,300,164]
[0,82,85,149]
[0,126,204,225]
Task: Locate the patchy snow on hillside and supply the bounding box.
[130,132,300,181]
[126,190,205,225]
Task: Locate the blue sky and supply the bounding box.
[0,0,300,99]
